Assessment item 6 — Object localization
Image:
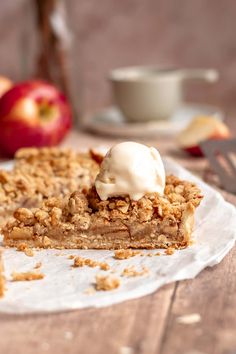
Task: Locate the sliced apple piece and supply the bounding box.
[177,116,230,157]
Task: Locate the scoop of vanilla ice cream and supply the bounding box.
[95,142,165,201]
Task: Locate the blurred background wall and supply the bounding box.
[0,0,235,115]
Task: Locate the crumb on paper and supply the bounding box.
[73,256,110,271]
[165,247,175,256]
[155,252,161,256]
[84,287,96,295]
[16,243,34,257]
[74,256,97,268]
[67,255,76,260]
[12,271,44,281]
[176,313,202,324]
[99,262,110,271]
[114,249,143,260]
[147,253,154,257]
[95,274,120,291]
[122,265,149,277]
[34,262,42,269]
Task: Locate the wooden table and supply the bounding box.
[0,128,235,354]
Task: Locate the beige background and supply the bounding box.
[1,0,236,114]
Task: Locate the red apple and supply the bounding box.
[177,116,230,157]
[0,80,72,156]
[0,76,13,97]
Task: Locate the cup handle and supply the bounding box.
[179,69,219,83]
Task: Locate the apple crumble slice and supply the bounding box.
[3,175,203,250]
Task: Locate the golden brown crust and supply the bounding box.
[3,175,203,250]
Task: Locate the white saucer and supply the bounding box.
[84,104,224,138]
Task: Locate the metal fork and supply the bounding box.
[200,138,236,194]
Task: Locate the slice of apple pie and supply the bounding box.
[3,142,203,250]
[3,175,202,250]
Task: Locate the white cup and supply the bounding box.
[109,67,219,122]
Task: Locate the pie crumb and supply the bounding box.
[16,243,34,257]
[84,287,96,295]
[122,266,149,277]
[99,262,110,271]
[68,255,76,260]
[95,274,120,291]
[34,262,42,269]
[12,271,44,281]
[73,256,110,271]
[74,256,98,268]
[165,247,175,255]
[114,249,142,260]
[155,252,161,256]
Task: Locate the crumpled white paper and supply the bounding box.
[0,158,235,314]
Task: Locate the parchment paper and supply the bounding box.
[0,158,235,314]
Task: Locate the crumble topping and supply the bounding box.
[12,271,44,281]
[114,249,143,259]
[0,147,101,225]
[95,274,120,291]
